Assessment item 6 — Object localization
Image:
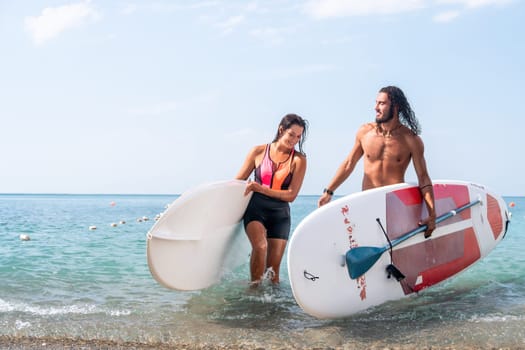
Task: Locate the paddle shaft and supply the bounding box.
[345,198,482,280]
[389,199,482,248]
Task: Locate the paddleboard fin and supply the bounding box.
[386,264,405,281]
[377,218,406,282]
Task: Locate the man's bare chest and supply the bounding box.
[363,136,409,162]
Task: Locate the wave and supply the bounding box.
[0,298,130,317]
[469,314,525,323]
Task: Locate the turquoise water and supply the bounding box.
[0,193,524,348]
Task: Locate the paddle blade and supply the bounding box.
[345,246,385,279]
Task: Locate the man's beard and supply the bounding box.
[376,106,394,124]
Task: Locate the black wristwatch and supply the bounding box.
[323,188,334,196]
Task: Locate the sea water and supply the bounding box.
[0,193,524,348]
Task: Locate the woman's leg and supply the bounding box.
[266,238,287,284]
[245,221,268,285]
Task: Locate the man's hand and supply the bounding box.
[317,192,332,207]
[419,216,436,238]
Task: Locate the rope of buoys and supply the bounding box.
[88,214,152,230]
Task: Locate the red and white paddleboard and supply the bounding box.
[287,180,511,319]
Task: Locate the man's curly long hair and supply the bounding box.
[380,86,421,135]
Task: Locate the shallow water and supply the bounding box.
[0,194,524,348]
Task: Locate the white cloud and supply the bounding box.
[250,26,288,45]
[303,0,427,19]
[433,10,461,21]
[435,0,514,9]
[25,1,100,46]
[128,102,178,116]
[255,63,338,80]
[432,0,514,22]
[121,4,138,15]
[189,1,221,10]
[321,34,358,45]
[303,0,515,20]
[218,15,245,35]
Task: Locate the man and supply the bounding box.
[318,86,436,237]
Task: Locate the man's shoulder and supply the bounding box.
[400,126,421,141]
[356,123,377,137]
[359,123,376,132]
[401,128,425,150]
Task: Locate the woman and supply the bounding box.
[236,114,308,286]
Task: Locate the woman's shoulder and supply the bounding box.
[248,144,267,156]
[293,150,307,163]
[253,143,268,152]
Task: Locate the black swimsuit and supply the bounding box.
[243,144,294,240]
[243,193,290,240]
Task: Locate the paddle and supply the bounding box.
[345,199,482,280]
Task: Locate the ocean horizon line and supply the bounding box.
[0,192,521,198]
[0,192,179,197]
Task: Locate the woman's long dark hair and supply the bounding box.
[272,113,309,154]
[380,86,421,135]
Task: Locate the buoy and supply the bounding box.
[509,202,515,208]
[19,234,31,241]
[89,225,97,230]
[110,201,116,207]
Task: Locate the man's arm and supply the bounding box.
[318,125,366,207]
[410,135,436,237]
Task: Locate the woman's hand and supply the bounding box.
[244,180,262,196]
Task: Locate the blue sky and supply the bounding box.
[1,0,523,196]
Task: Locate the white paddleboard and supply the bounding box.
[287,180,510,319]
[147,180,252,291]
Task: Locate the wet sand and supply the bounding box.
[1,336,525,350]
[0,336,223,350]
[0,336,282,350]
